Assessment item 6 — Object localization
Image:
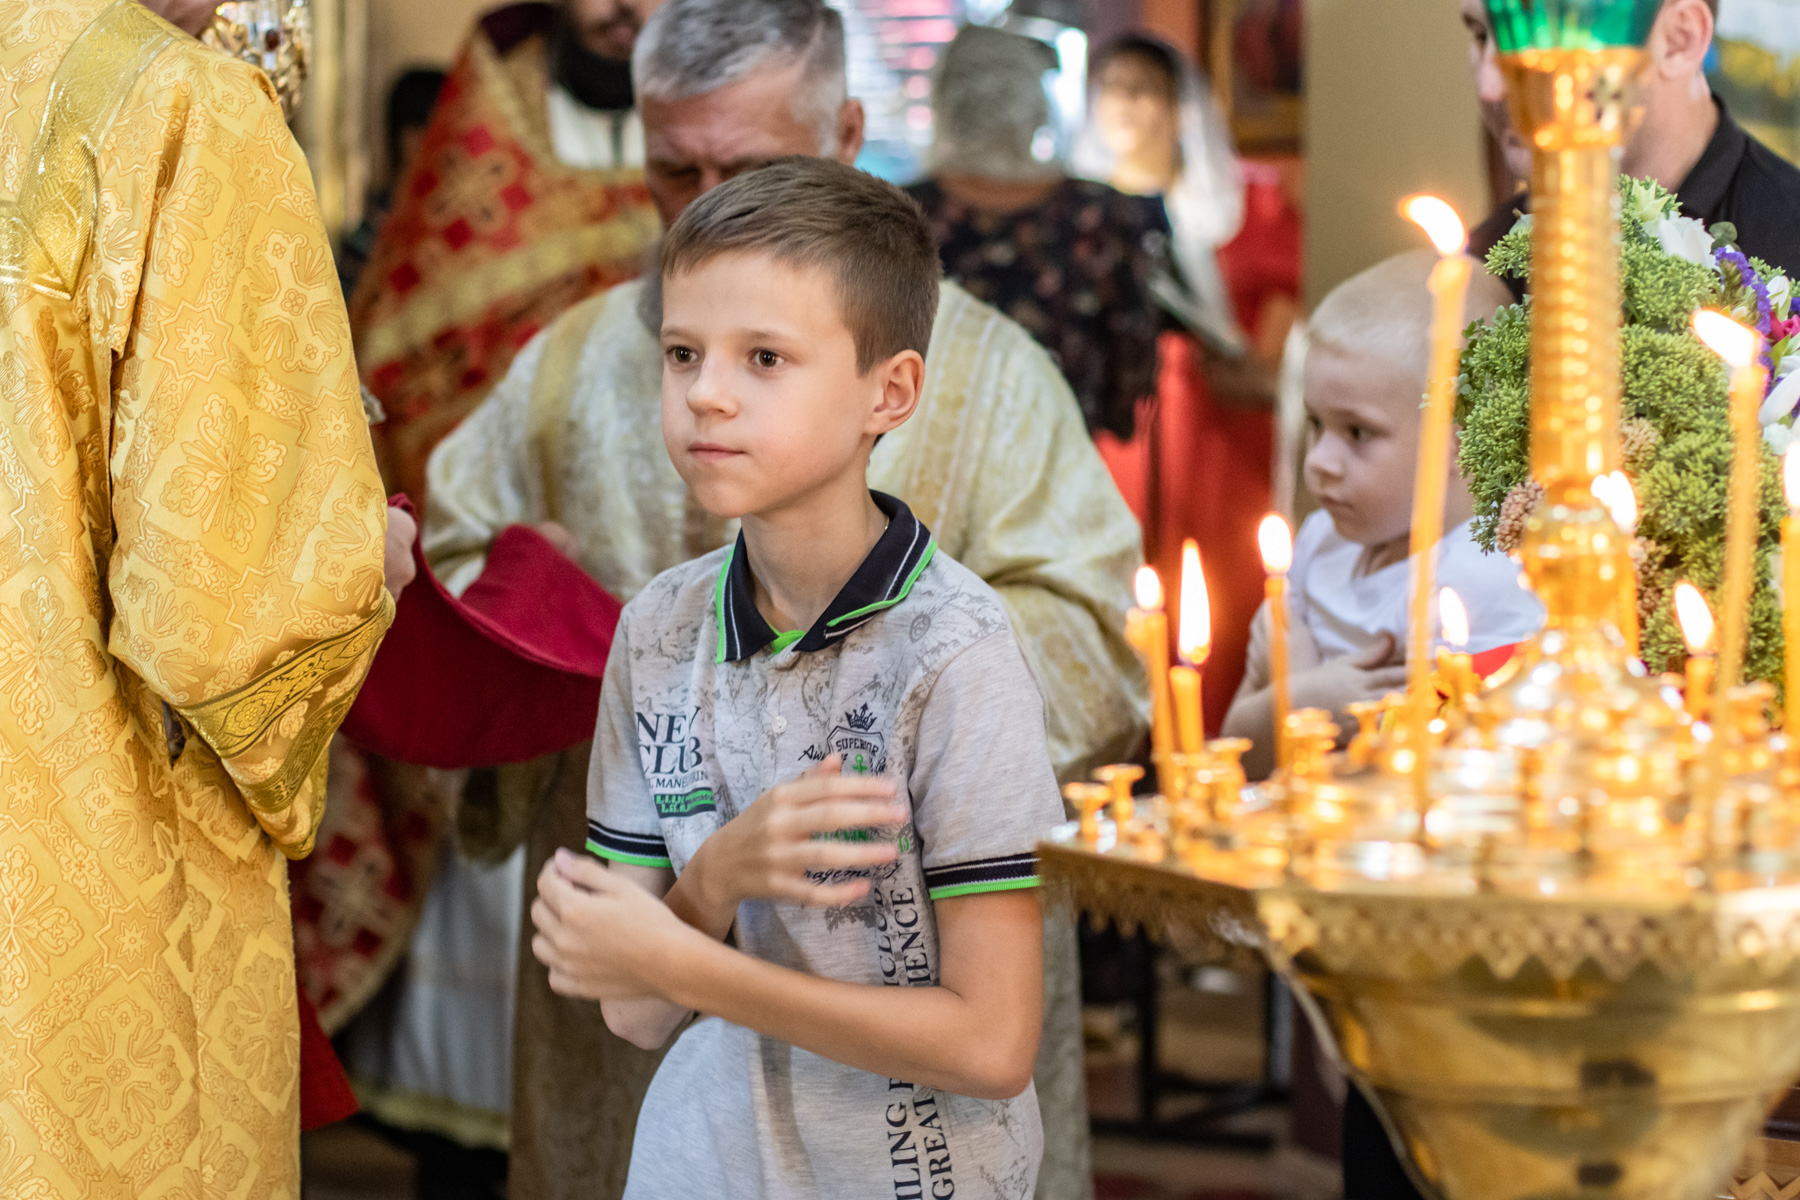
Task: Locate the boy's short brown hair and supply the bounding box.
[661,157,942,373]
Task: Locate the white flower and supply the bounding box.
[1770,275,1792,315]
[1766,423,1794,455]
[1762,369,1800,426]
[1650,214,1716,267]
[1779,352,1800,380]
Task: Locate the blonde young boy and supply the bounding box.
[1222,250,1540,779]
[528,157,1060,1199]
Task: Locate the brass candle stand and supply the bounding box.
[1041,7,1800,1198]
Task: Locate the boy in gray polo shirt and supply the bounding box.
[528,157,1066,1200]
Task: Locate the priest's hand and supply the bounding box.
[667,755,905,939]
[534,521,578,557]
[532,850,694,1003]
[383,506,419,600]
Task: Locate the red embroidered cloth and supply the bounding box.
[348,2,658,506]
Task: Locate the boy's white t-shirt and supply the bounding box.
[1289,510,1545,659]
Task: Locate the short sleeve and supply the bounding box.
[909,631,1065,900]
[585,610,671,868]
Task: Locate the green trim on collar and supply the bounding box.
[825,540,937,627]
[713,545,735,665]
[769,629,804,654]
[715,491,936,662]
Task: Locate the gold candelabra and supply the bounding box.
[1041,16,1800,1200]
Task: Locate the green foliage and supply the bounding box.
[1484,219,1532,283]
[1621,241,1715,331]
[1457,177,1788,681]
[1455,303,1531,539]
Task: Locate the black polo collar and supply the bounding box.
[713,492,937,663]
[1676,95,1746,225]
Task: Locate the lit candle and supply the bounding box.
[1126,566,1177,797]
[1674,581,1716,722]
[1693,310,1768,711]
[1400,195,1473,747]
[1590,469,1641,658]
[1170,539,1210,755]
[1259,514,1294,772]
[1784,447,1800,766]
[1436,586,1477,707]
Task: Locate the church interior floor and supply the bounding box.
[301,967,1338,1200]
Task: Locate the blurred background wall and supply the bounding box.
[1300,0,1485,306]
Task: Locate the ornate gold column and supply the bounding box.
[1495,46,1643,638]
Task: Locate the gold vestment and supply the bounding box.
[0,4,392,1197]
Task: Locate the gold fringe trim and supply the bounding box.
[1037,841,1266,967]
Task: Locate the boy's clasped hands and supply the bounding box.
[531,754,904,1003]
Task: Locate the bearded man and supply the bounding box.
[421,3,1149,1199]
[349,0,665,506]
[0,1,409,1196]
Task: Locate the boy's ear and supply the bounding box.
[868,350,925,436]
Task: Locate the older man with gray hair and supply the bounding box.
[422,3,1147,1199]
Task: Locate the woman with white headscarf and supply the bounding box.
[1077,33,1304,737]
[1075,34,1248,355]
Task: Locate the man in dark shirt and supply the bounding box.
[1461,0,1800,281]
[1344,2,1800,1198]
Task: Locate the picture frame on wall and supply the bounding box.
[1205,0,1303,155]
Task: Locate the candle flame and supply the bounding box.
[1177,539,1211,662]
[1439,587,1470,648]
[1401,194,1467,256]
[1693,309,1759,370]
[1786,445,1800,511]
[1673,581,1716,654]
[1590,470,1638,531]
[1258,514,1293,574]
[1134,565,1163,611]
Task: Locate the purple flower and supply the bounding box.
[1715,247,1773,331]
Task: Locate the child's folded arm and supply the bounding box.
[534,852,1045,1100]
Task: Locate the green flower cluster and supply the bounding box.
[1455,178,1786,683]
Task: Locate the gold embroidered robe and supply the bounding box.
[424,277,1148,1200]
[0,4,393,1197]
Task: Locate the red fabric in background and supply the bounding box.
[1097,165,1302,734]
[298,986,358,1130]
[338,498,622,768]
